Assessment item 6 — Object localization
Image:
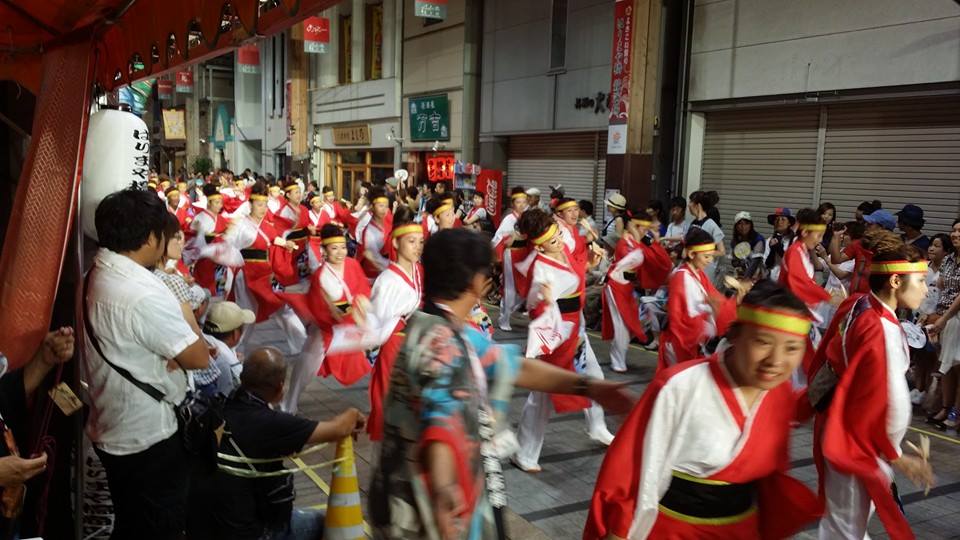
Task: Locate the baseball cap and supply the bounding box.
[734,211,753,223]
[767,208,796,226]
[385,176,400,188]
[525,187,541,197]
[205,301,255,334]
[895,204,925,228]
[863,209,896,231]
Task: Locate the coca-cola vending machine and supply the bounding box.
[475,169,504,226]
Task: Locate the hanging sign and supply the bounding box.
[175,70,193,93]
[157,79,174,100]
[409,94,450,142]
[415,0,447,20]
[607,0,634,154]
[238,44,261,74]
[304,17,330,53]
[426,153,456,182]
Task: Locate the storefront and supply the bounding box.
[315,121,398,201]
[505,131,608,208]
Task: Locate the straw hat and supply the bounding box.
[605,193,627,210]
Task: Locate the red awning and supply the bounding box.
[0,0,338,93]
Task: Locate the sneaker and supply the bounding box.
[909,389,925,405]
[642,337,660,351]
[588,428,615,446]
[944,407,959,430]
[510,456,542,474]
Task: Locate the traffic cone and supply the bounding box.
[324,436,365,540]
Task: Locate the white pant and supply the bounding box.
[604,287,631,372]
[514,335,609,469]
[281,327,326,413]
[818,461,877,539]
[499,251,522,330]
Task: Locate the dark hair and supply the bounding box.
[516,208,554,239]
[440,192,456,204]
[367,186,388,203]
[322,185,334,194]
[95,188,169,253]
[250,180,269,199]
[736,280,809,322]
[689,190,719,211]
[683,227,715,254]
[554,197,577,214]
[202,183,220,198]
[647,200,666,223]
[817,202,836,222]
[578,200,594,216]
[845,221,865,240]
[162,212,181,246]
[423,229,492,302]
[796,208,824,227]
[320,223,345,240]
[857,200,881,215]
[669,196,686,210]
[425,197,447,216]
[240,348,287,399]
[931,233,955,257]
[866,230,918,293]
[510,186,526,197]
[732,217,761,247]
[405,186,418,199]
[392,205,417,227]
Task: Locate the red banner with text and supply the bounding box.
[607,0,634,154]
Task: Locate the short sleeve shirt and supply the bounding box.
[154,267,191,304]
[936,254,960,315]
[369,311,521,540]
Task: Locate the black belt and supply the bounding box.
[240,248,268,262]
[623,271,637,281]
[556,296,581,314]
[204,234,220,243]
[510,239,528,249]
[286,228,308,241]
[335,302,350,314]
[659,471,756,523]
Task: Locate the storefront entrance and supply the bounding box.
[323,148,394,201]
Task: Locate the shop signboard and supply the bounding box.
[414,0,447,20]
[607,0,634,154]
[304,17,330,53]
[409,94,450,142]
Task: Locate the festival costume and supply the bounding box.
[584,351,820,539]
[271,198,312,287]
[359,220,390,279]
[658,263,736,371]
[810,293,915,540]
[187,208,229,297]
[365,262,423,440]
[491,211,530,331]
[280,257,371,412]
[779,239,832,382]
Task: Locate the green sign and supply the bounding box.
[409,94,450,142]
[414,0,447,20]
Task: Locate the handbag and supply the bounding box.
[83,271,224,470]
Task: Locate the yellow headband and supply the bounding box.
[269,186,282,194]
[166,189,180,198]
[870,260,928,275]
[372,197,389,205]
[801,224,827,232]
[737,305,812,337]
[391,224,423,238]
[250,194,268,201]
[147,182,157,189]
[533,224,559,246]
[311,195,322,204]
[687,243,716,254]
[321,236,346,246]
[284,184,300,193]
[631,218,652,227]
[555,200,578,212]
[433,204,454,218]
[511,192,527,200]
[206,194,223,201]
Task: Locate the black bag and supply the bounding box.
[83,271,224,470]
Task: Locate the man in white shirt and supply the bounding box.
[83,188,210,538]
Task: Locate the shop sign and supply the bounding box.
[415,0,447,20]
[175,70,193,93]
[161,108,186,140]
[304,17,330,53]
[607,0,634,154]
[426,153,455,182]
[238,44,260,74]
[409,94,450,142]
[157,79,174,100]
[332,125,371,145]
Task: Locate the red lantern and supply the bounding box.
[238,44,260,74]
[304,17,330,54]
[426,153,455,182]
[175,70,193,93]
[157,79,174,100]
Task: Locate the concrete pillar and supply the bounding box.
[382,0,396,79]
[351,0,365,83]
[319,5,340,88]
[461,0,482,164]
[185,64,201,171]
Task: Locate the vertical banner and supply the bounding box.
[157,79,174,100]
[304,17,330,53]
[415,0,448,20]
[476,169,504,226]
[175,70,193,93]
[238,44,261,74]
[607,0,634,155]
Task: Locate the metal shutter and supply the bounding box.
[701,107,820,236]
[506,132,607,209]
[820,97,960,234]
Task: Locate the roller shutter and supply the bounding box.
[701,107,820,236]
[506,131,607,209]
[820,97,960,234]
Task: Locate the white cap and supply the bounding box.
[205,301,255,333]
[525,187,541,196]
[734,211,753,223]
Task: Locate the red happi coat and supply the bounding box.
[658,263,736,372]
[222,185,250,214]
[780,241,831,307]
[227,217,290,322]
[367,262,423,440]
[271,199,312,286]
[281,258,372,386]
[492,211,532,299]
[585,355,820,540]
[191,209,229,296]
[810,293,915,540]
[527,249,590,413]
[175,203,196,236]
[601,235,674,343]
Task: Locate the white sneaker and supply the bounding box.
[510,455,542,473]
[588,428,615,446]
[909,389,924,405]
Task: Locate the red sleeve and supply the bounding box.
[637,242,673,290]
[782,244,832,306]
[664,271,708,359]
[701,273,736,336]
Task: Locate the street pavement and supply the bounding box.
[248,307,960,540]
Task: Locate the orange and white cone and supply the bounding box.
[324,436,365,540]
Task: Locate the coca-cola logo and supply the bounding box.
[485,179,497,215]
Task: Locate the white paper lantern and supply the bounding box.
[80,109,151,240]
